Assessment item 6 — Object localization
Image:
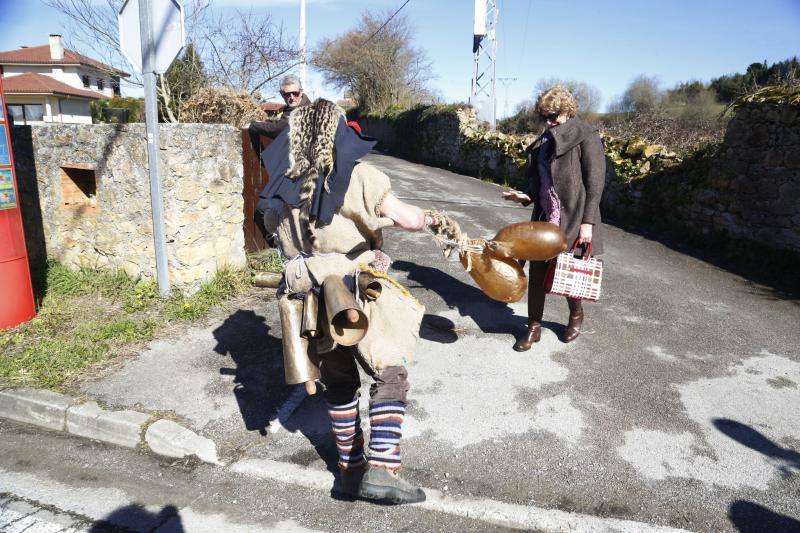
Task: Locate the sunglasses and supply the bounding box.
[281,90,302,98]
[541,112,560,122]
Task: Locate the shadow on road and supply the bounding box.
[728,500,800,532]
[713,418,800,478]
[88,504,182,532]
[212,309,338,474]
[392,260,527,336]
[605,219,800,302]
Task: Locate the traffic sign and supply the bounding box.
[119,0,185,74]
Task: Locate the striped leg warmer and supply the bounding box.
[326,397,366,470]
[367,401,406,472]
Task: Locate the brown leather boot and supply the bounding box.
[564,299,583,343]
[513,322,542,351]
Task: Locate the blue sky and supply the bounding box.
[1,0,799,114]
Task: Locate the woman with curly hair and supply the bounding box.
[502,85,606,351]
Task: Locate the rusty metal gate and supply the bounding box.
[241,130,271,252]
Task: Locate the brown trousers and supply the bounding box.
[318,345,409,405]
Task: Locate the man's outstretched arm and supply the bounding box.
[378,193,427,231]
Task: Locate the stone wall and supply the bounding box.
[602,102,800,254]
[12,123,246,292]
[360,106,529,187]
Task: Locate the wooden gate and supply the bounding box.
[241,130,271,252]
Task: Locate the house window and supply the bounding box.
[60,164,98,210]
[97,78,104,91]
[82,75,90,88]
[112,80,121,97]
[6,104,44,125]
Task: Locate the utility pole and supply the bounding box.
[138,0,170,296]
[299,0,306,89]
[470,0,499,129]
[497,77,517,119]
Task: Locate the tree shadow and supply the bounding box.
[392,260,527,336]
[728,500,800,533]
[713,418,800,478]
[211,309,338,473]
[88,504,182,532]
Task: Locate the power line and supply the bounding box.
[520,0,532,61]
[364,0,412,44]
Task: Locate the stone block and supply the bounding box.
[145,419,219,464]
[66,401,149,448]
[175,241,216,266]
[0,388,74,431]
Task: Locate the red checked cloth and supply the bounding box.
[544,241,603,301]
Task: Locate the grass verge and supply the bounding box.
[0,261,253,390]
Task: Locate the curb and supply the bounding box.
[0,388,220,465]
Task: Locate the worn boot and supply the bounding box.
[564,298,584,343]
[513,322,542,351]
[358,401,425,504]
[358,466,426,504]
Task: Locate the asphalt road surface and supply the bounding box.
[3,152,798,532]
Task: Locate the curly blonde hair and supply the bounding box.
[535,85,578,118]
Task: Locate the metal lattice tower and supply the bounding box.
[470,0,499,128]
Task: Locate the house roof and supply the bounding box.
[3,73,106,100]
[0,45,129,77]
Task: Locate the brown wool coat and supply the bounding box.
[523,117,606,255]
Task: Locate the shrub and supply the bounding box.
[179,87,267,128]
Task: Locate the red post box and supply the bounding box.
[0,74,36,329]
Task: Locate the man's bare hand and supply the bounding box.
[501,190,531,204]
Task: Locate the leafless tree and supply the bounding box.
[42,0,298,120]
[199,9,300,97]
[312,10,434,113]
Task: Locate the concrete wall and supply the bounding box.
[12,123,247,292]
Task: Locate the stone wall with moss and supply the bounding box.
[358,105,532,188]
[12,123,246,292]
[602,102,800,254]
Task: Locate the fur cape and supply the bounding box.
[260,99,377,237]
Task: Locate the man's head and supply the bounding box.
[280,74,304,108]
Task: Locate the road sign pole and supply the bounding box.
[139,0,170,296]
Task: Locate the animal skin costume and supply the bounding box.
[260,99,426,504]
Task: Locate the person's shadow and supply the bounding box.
[212,309,337,473]
[392,260,546,336]
[713,418,800,478]
[88,504,183,532]
[728,500,800,532]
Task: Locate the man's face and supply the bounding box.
[280,83,303,108]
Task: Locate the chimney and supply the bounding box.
[49,34,63,60]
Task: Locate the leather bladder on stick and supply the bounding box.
[486,221,567,262]
[322,275,369,346]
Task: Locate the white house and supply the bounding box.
[0,35,129,125]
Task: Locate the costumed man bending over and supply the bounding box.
[259,99,434,504]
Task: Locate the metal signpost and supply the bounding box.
[119,0,185,296]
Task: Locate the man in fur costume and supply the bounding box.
[259,98,434,504]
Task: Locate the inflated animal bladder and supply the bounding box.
[323,275,369,346]
[459,242,527,303]
[486,221,567,262]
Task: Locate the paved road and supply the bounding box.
[4,152,797,532]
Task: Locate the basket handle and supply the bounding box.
[569,238,592,259]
